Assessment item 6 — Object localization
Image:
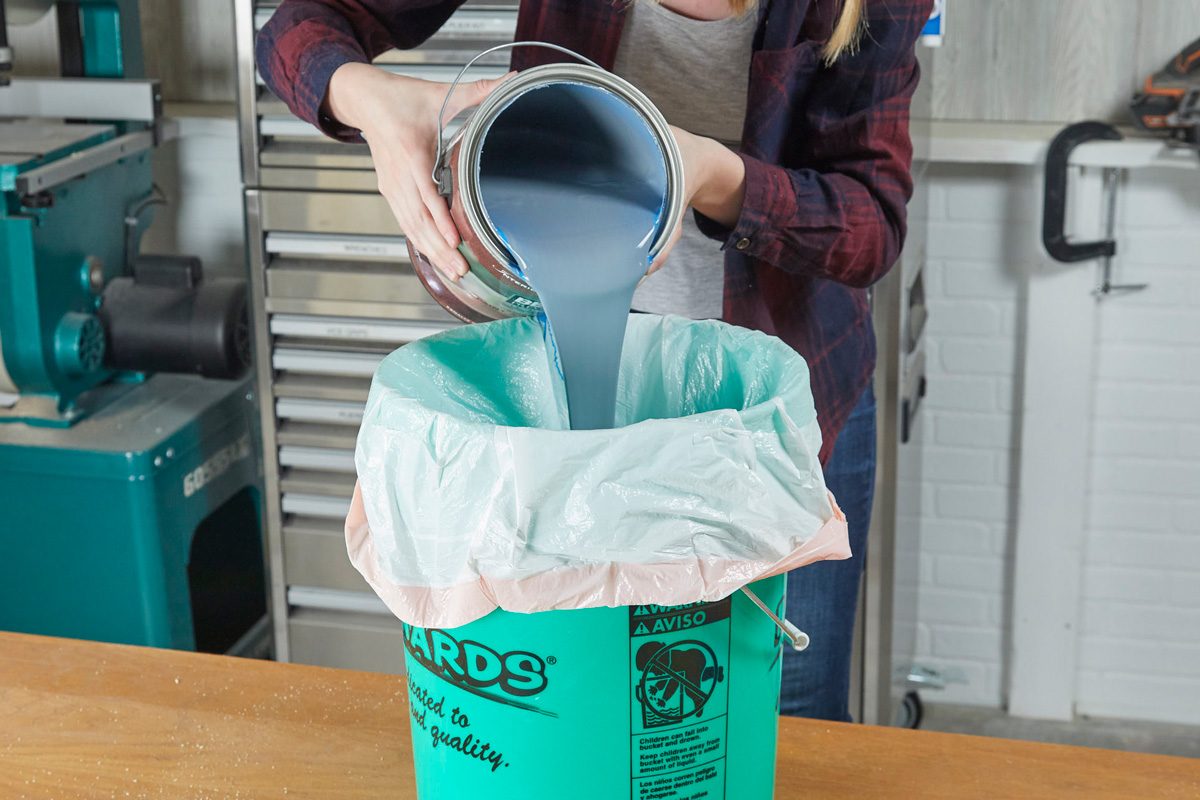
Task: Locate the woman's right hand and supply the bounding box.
[325,63,514,281]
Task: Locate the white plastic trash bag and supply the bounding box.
[345,314,849,628]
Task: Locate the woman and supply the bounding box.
[258,0,931,722]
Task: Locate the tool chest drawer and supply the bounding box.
[260,229,462,322]
[278,468,356,497]
[282,518,371,595]
[260,190,399,237]
[265,260,431,307]
[275,398,364,427]
[288,608,405,674]
[281,492,352,521]
[269,312,453,344]
[273,373,372,403]
[272,348,385,378]
[276,421,358,451]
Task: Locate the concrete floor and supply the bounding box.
[921,702,1200,759]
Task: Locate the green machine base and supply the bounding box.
[0,374,267,653]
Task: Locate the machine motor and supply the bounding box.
[99,255,251,380]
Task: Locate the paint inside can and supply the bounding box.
[475,82,670,430]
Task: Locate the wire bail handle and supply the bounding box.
[432,41,604,189]
[741,586,810,652]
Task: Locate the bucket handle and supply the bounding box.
[741,586,810,652]
[433,41,604,186]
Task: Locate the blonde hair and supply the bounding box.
[723,0,866,64]
[821,0,865,63]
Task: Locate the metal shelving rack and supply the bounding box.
[234,0,517,671]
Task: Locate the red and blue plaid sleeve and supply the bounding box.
[703,0,930,289]
[255,0,465,141]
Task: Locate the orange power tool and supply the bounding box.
[1130,36,1200,146]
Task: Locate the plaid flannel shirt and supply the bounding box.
[256,0,932,463]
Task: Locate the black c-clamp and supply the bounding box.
[1041,121,1122,263]
[1041,121,1147,295]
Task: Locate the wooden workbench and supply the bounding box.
[1,632,1196,799]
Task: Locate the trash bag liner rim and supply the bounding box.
[346,481,849,628]
[349,314,849,628]
[359,315,817,432]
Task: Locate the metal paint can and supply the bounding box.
[409,43,684,323]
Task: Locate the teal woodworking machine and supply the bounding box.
[0,0,269,656]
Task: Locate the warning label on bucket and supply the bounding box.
[629,599,731,800]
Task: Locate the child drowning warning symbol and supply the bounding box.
[635,640,724,728]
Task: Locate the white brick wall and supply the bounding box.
[1080,198,1200,724]
[912,162,1200,724]
[914,163,1026,707]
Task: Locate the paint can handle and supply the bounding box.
[433,41,604,188]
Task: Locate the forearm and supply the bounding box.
[687,133,747,228]
[256,0,464,139]
[325,62,394,132]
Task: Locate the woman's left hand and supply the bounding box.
[648,125,748,275]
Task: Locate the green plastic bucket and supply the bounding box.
[402,574,786,800]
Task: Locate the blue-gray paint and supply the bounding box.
[478,82,668,430]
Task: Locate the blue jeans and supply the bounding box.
[779,386,877,721]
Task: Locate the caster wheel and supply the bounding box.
[899,690,923,729]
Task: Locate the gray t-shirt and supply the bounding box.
[612,0,756,320]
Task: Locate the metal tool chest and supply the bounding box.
[234,0,517,670]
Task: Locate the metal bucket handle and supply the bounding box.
[742,586,810,652]
[432,41,604,187]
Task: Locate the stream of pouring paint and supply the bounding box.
[478,83,668,430]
